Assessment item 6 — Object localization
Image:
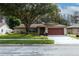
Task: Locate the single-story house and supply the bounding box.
[67,24,79,35]
[14,23,67,35]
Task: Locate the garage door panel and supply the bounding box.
[48,28,64,35]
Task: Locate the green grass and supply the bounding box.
[0,33,54,44]
[0,33,48,39]
[0,40,54,44]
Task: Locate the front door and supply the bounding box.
[39,27,45,35]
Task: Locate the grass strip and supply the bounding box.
[0,40,54,44]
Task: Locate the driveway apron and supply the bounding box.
[48,35,79,44]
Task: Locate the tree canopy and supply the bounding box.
[6,16,21,29]
[0,3,61,33]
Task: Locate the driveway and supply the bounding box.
[48,35,79,44]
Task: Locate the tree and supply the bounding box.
[7,16,21,29]
[72,11,79,23]
[0,3,59,33]
[57,14,69,26]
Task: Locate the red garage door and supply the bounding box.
[48,28,64,35]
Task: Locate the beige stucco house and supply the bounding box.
[14,23,67,35]
[67,24,79,35]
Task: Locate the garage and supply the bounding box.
[48,28,64,35]
[47,24,66,35]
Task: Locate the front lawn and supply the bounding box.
[0,33,48,39]
[0,33,54,44]
[0,40,54,44]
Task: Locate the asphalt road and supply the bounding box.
[0,44,79,56]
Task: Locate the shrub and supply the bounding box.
[76,35,79,37]
[32,36,47,39]
[25,34,33,38]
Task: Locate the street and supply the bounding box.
[0,44,79,56]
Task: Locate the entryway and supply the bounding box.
[39,27,45,35]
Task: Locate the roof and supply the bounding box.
[47,24,66,28]
[67,24,79,28]
[30,24,46,28]
[14,24,26,29]
[14,23,66,29]
[0,23,6,27]
[30,23,66,28]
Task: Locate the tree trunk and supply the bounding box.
[24,24,30,34]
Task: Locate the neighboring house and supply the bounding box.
[14,23,67,35]
[0,16,12,34]
[67,24,79,35]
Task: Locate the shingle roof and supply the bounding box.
[30,24,46,28]
[67,24,79,28]
[47,24,66,28]
[0,23,6,27]
[14,24,26,29]
[14,23,66,29]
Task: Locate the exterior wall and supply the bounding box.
[67,28,71,34]
[45,27,48,33]
[64,28,67,35]
[76,29,79,34]
[72,29,77,34]
[67,28,73,34]
[14,28,26,33]
[0,25,12,34]
[67,28,79,35]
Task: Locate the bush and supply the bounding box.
[76,35,79,37]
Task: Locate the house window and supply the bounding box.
[0,19,2,23]
[1,29,3,32]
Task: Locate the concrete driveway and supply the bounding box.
[48,35,79,44]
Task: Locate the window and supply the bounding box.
[1,29,3,32]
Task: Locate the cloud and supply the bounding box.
[66,6,79,11]
[59,6,79,15]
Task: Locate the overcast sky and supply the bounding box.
[57,3,79,15]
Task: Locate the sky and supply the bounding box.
[57,3,79,15]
